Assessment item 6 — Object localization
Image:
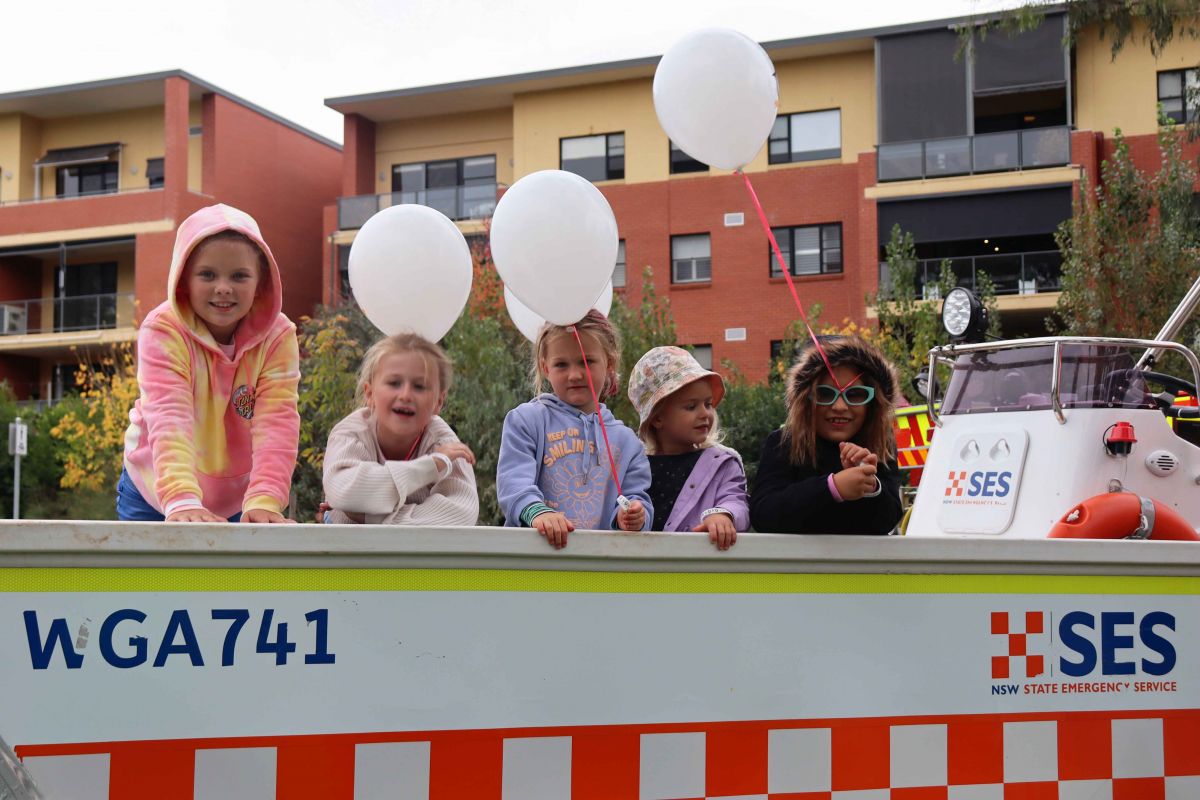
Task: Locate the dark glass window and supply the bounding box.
[55,262,117,331]
[669,141,708,174]
[389,155,497,220]
[1158,69,1197,124]
[337,245,352,301]
[769,224,843,276]
[690,344,713,370]
[56,162,118,198]
[671,234,711,284]
[613,240,626,288]
[146,158,164,189]
[560,133,624,181]
[768,110,841,164]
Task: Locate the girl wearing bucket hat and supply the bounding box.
[628,346,749,549]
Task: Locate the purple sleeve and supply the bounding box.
[712,456,751,532]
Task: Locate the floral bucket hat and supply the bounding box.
[627,346,725,435]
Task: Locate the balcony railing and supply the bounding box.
[337,183,500,229]
[0,292,135,336]
[0,185,164,207]
[879,250,1063,299]
[876,126,1071,182]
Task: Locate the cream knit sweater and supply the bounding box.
[322,408,478,526]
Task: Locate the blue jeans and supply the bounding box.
[116,468,241,522]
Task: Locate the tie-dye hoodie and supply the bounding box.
[122,204,300,518]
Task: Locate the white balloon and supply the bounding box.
[653,28,779,171]
[490,170,618,326]
[348,204,472,342]
[505,282,613,342]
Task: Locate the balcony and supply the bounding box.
[0,293,135,337]
[880,250,1062,299]
[876,126,1070,182]
[337,184,500,229]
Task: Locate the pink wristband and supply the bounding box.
[827,473,845,502]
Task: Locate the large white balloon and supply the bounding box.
[490,170,618,326]
[348,204,472,342]
[653,28,779,171]
[505,282,613,342]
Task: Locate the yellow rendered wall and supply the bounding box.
[513,78,661,182]
[36,106,165,194]
[0,113,43,202]
[188,101,202,192]
[766,49,877,169]
[1075,21,1200,136]
[374,107,514,192]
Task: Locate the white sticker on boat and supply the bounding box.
[937,428,1029,534]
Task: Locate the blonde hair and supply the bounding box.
[531,309,622,400]
[356,333,453,407]
[640,403,723,456]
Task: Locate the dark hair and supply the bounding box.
[782,336,899,466]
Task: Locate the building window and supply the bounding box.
[770,340,784,361]
[669,141,708,174]
[55,262,117,332]
[560,133,624,181]
[690,344,713,370]
[768,109,841,164]
[769,224,842,276]
[391,155,497,220]
[671,234,712,284]
[56,162,118,198]
[337,245,352,301]
[146,158,164,189]
[613,240,626,288]
[1158,69,1197,124]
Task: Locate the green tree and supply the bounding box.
[607,267,678,428]
[1052,124,1200,346]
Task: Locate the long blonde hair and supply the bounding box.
[356,333,453,406]
[530,309,622,400]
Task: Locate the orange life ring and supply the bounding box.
[1049,492,1200,541]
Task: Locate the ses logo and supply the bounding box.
[990,610,1179,697]
[945,471,1013,502]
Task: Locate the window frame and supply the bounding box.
[146,157,164,189]
[669,141,708,175]
[55,161,118,198]
[613,239,626,289]
[559,132,625,181]
[671,233,712,285]
[1157,68,1197,125]
[768,108,842,165]
[690,344,713,370]
[390,154,497,193]
[768,223,843,277]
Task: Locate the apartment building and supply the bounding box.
[0,71,341,401]
[323,14,1200,382]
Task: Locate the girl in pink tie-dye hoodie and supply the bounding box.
[119,204,300,523]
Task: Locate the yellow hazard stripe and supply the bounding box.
[1,568,1197,596]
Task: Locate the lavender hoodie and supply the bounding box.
[497,393,653,530]
[656,444,750,532]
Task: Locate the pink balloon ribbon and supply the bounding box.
[738,169,843,389]
[571,325,624,497]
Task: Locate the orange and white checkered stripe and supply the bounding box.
[17,709,1200,799]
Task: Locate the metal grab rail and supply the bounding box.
[925,336,1200,427]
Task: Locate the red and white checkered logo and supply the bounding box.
[946,470,969,497]
[992,610,1046,680]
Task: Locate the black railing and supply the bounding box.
[876,126,1071,182]
[878,251,1063,298]
[337,184,500,229]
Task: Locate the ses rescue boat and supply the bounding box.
[3,289,1200,799]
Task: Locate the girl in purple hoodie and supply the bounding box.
[627,346,749,550]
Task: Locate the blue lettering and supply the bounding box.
[99,609,148,669]
[981,472,998,496]
[1140,612,1176,676]
[1059,611,1096,677]
[969,473,985,496]
[153,610,205,667]
[23,611,83,670]
[1101,612,1136,675]
[995,472,1012,497]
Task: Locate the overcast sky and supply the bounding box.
[1,0,1015,144]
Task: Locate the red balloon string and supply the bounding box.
[571,325,624,497]
[738,169,843,389]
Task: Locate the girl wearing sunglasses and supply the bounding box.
[750,336,904,535]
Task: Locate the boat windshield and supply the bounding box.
[940,343,1155,415]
